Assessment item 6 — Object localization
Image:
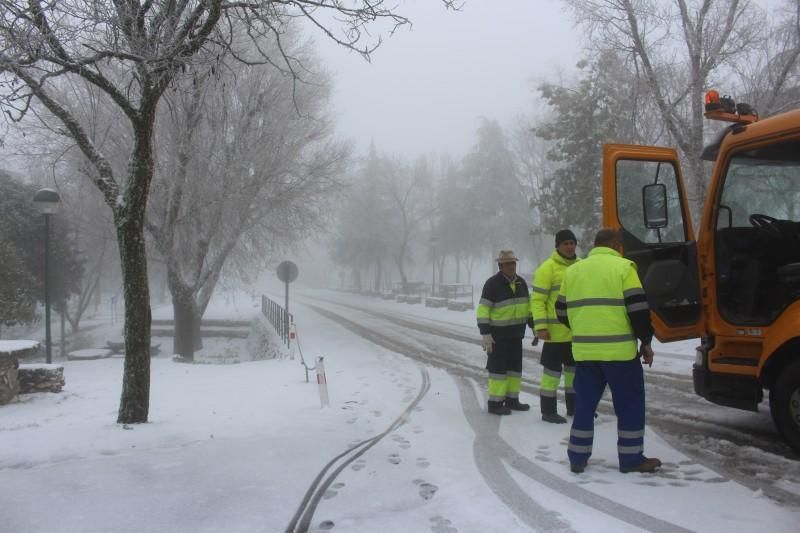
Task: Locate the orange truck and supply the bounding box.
[602,92,800,452]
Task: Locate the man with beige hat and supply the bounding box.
[476,250,535,415]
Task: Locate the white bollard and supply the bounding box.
[316,356,329,408]
[288,323,297,360]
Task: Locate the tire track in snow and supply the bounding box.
[302,302,692,532]
[455,376,692,533]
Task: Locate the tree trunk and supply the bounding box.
[373,258,382,292]
[60,310,65,359]
[172,290,201,361]
[116,219,151,424]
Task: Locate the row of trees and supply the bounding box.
[331,119,533,290]
[330,0,800,291]
[0,0,456,423]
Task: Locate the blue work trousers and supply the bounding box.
[567,358,646,470]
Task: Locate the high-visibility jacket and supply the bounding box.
[477,271,533,339]
[555,247,653,361]
[531,250,579,342]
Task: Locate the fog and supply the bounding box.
[293,1,583,290]
[312,0,581,159]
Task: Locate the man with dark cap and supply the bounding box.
[531,229,579,423]
[477,250,535,415]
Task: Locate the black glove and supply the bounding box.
[531,336,539,347]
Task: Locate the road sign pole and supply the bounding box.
[276,260,299,349]
[285,280,290,347]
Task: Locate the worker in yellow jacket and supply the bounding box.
[556,228,661,474]
[531,229,579,423]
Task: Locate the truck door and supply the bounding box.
[602,144,704,341]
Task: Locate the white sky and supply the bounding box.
[311,0,580,159]
[2,282,799,532]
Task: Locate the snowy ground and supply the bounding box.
[1,283,798,532]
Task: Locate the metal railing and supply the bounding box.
[261,294,293,347]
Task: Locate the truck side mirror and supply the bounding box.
[642,183,668,229]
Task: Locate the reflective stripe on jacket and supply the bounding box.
[531,250,578,342]
[556,247,646,361]
[477,271,532,339]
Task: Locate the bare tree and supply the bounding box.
[733,0,800,116]
[565,0,762,206]
[147,41,347,361]
[382,155,436,289]
[0,0,455,423]
[329,147,393,291]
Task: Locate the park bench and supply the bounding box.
[396,281,426,305]
[425,297,448,308]
[438,284,474,311]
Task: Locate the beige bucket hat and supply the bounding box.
[495,250,518,263]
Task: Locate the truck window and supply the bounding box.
[715,139,800,324]
[720,155,800,225]
[615,159,687,243]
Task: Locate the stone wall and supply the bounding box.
[0,354,19,404]
[17,365,65,394]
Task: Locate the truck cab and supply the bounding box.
[602,102,800,452]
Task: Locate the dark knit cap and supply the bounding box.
[555,229,577,247]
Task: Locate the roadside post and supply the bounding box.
[316,356,329,407]
[276,260,299,347]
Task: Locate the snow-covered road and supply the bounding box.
[1,287,798,532]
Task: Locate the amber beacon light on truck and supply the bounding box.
[703,89,758,124]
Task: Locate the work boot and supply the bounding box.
[542,413,567,424]
[505,397,530,411]
[488,400,512,415]
[570,463,585,474]
[619,457,662,474]
[565,393,575,417]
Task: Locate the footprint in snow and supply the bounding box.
[429,515,458,533]
[351,459,367,471]
[418,482,438,500]
[388,453,402,465]
[316,519,335,531]
[416,457,430,469]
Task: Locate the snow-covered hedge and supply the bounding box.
[247,314,288,361]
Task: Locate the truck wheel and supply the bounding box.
[770,360,800,453]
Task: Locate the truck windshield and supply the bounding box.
[715,139,800,324]
[719,156,800,226]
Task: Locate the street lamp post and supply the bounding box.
[430,236,439,297]
[33,188,61,364]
